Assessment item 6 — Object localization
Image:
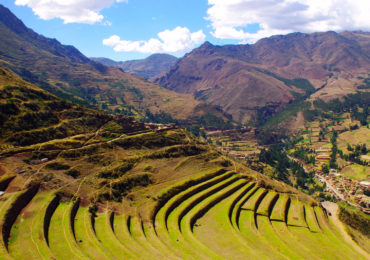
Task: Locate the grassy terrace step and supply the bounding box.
[304,205,321,233]
[74,206,113,259]
[159,170,235,229]
[256,191,278,216]
[288,220,365,259]
[256,215,303,258]
[241,187,267,211]
[287,199,307,227]
[311,207,367,259]
[238,210,286,259]
[270,194,289,221]
[231,185,258,229]
[271,221,325,259]
[164,174,240,259]
[175,176,240,232]
[154,170,234,233]
[270,205,365,260]
[48,202,88,259]
[180,179,249,259]
[194,183,261,259]
[8,192,55,260]
[112,213,152,259]
[94,211,136,259]
[141,221,179,259]
[227,182,255,224]
[129,216,165,259]
[0,191,24,260]
[1,185,39,253]
[187,179,249,231]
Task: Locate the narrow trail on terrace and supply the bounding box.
[321,201,369,258]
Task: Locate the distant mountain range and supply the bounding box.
[91,54,177,79]
[155,32,370,123]
[0,4,368,127]
[0,4,228,124]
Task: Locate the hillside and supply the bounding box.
[0,5,227,124]
[91,53,177,79]
[0,65,368,259]
[155,32,370,124]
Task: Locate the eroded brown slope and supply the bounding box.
[0,5,226,123]
[155,31,370,123]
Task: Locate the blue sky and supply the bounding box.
[2,0,369,61]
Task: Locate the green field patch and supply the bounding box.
[193,182,261,259]
[94,211,135,259]
[270,194,289,221]
[129,216,165,258]
[8,192,55,259]
[180,179,248,259]
[241,188,267,211]
[230,185,258,228]
[256,191,278,216]
[164,175,240,259]
[48,202,88,259]
[256,215,302,258]
[287,199,307,227]
[238,210,286,259]
[112,214,152,259]
[340,164,369,181]
[304,205,321,233]
[271,221,321,259]
[73,206,112,259]
[0,190,24,259]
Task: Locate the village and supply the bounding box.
[315,169,370,214]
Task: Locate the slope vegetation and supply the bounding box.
[0,66,368,259]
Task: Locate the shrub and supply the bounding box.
[45,162,70,170]
[146,145,206,159]
[100,174,152,202]
[65,169,80,178]
[338,203,370,237]
[97,160,136,179]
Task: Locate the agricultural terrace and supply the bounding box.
[0,165,368,259]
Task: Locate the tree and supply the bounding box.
[322,164,329,174]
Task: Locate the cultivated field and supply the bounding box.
[0,169,368,259]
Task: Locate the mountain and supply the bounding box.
[91,53,178,79]
[0,4,227,124]
[0,66,146,147]
[0,4,368,259]
[155,32,370,124]
[0,65,367,259]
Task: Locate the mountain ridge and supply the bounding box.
[155,31,370,124]
[91,53,177,79]
[0,4,229,125]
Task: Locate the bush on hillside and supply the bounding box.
[338,203,370,237]
[45,162,70,170]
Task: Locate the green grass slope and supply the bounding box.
[0,65,368,259]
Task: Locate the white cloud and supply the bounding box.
[103,26,206,54]
[206,0,370,43]
[14,0,127,24]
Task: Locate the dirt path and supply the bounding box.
[321,201,369,259]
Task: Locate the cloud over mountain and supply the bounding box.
[15,0,127,24]
[103,26,205,54]
[206,0,370,43]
